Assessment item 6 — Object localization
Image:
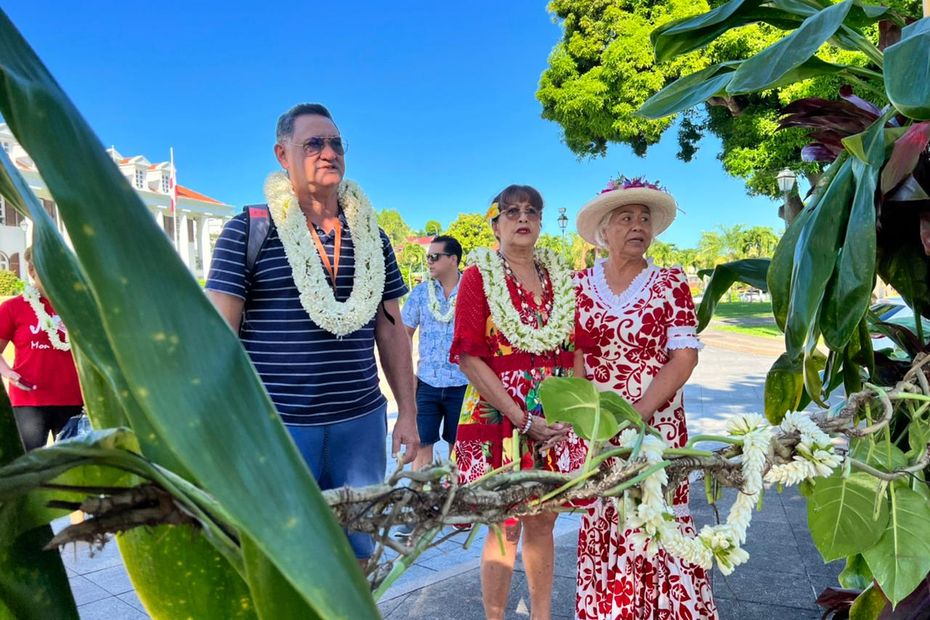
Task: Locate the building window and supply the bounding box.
[0,252,9,272]
[162,174,170,193]
[0,196,5,226]
[135,169,145,189]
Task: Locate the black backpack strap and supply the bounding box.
[243,204,271,281]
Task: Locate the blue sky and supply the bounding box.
[4,1,785,247]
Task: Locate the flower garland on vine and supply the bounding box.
[426,278,456,323]
[22,285,70,351]
[612,412,843,575]
[264,172,385,337]
[468,247,574,354]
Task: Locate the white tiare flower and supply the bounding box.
[468,247,574,354]
[426,279,456,323]
[264,172,386,337]
[23,284,70,351]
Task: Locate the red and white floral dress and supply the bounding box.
[574,258,717,620]
[450,264,586,484]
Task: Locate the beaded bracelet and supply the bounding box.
[520,413,533,435]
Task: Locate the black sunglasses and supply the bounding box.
[426,253,452,263]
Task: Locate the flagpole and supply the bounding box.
[170,147,179,252]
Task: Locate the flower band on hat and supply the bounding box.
[600,175,668,195]
[576,174,679,247]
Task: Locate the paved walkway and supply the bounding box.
[61,332,841,618]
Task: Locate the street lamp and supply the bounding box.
[557,207,568,240]
[776,168,797,221]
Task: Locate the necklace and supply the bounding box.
[264,172,385,337]
[23,285,70,351]
[469,247,573,354]
[426,274,458,323]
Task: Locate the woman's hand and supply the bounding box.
[527,418,569,446]
[1,368,33,391]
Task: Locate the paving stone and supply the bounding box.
[60,539,124,575]
[716,597,822,620]
[82,565,135,595]
[719,567,820,610]
[117,591,147,613]
[77,595,148,619]
[68,575,110,606]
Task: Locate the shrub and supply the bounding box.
[0,269,24,296]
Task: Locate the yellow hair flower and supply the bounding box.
[485,201,500,222]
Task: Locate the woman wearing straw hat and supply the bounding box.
[450,185,585,620]
[572,177,717,619]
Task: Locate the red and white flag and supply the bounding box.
[169,147,177,215]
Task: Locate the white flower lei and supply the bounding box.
[264,172,385,337]
[614,412,842,575]
[765,412,843,485]
[23,284,70,351]
[468,247,574,354]
[426,278,456,323]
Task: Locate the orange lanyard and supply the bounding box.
[308,218,342,287]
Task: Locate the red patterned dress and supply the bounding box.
[574,258,717,620]
[450,263,586,484]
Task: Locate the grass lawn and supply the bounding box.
[706,301,781,339]
[708,301,773,321]
[713,323,782,339]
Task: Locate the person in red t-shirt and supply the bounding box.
[0,246,83,451]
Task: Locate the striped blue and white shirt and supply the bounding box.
[206,210,407,426]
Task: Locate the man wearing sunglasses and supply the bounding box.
[396,236,468,536]
[206,102,419,562]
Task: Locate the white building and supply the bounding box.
[0,123,235,279]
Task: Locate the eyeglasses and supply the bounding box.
[290,135,347,156]
[426,253,452,263]
[499,206,541,221]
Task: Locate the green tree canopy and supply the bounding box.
[424,219,442,236]
[444,213,496,260]
[537,0,920,206]
[378,208,413,249]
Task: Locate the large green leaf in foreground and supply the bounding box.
[0,9,376,619]
[0,388,77,620]
[807,471,888,562]
[862,487,930,606]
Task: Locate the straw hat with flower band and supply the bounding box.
[576,176,678,247]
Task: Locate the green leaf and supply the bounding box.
[769,205,812,333]
[727,0,854,94]
[0,9,376,618]
[638,64,736,120]
[862,487,930,606]
[802,320,828,407]
[539,377,619,441]
[906,418,930,461]
[850,436,908,473]
[599,391,643,428]
[651,0,763,63]
[787,158,855,360]
[839,554,874,590]
[694,258,770,332]
[764,353,804,424]
[820,114,886,351]
[0,385,78,620]
[807,471,889,562]
[848,583,889,619]
[884,18,930,120]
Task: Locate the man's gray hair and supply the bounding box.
[275,103,334,143]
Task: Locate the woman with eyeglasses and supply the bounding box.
[450,185,584,620]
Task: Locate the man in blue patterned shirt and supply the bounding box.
[206,103,419,560]
[401,236,468,474]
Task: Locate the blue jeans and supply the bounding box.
[286,403,387,558]
[415,379,467,446]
